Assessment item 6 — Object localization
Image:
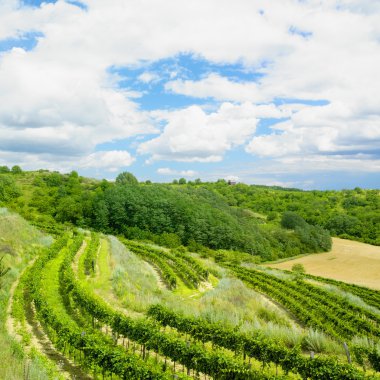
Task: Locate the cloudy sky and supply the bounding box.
[0,0,379,189]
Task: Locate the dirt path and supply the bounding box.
[24,298,93,380]
[148,261,166,290]
[72,239,87,275]
[5,260,31,342]
[6,256,92,380]
[268,238,380,289]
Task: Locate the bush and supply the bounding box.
[115,171,138,185]
[11,165,22,174]
[292,263,305,274]
[281,211,307,229]
[154,232,182,248]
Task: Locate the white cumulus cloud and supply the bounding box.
[78,150,135,171]
[0,0,379,180]
[157,168,198,177]
[139,102,259,162]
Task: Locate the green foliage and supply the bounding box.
[0,175,20,202]
[122,239,177,289]
[27,234,179,380]
[326,214,362,236]
[3,170,377,263]
[281,211,307,229]
[147,304,371,379]
[83,232,99,275]
[154,232,182,248]
[291,263,305,275]
[60,237,277,379]
[11,165,23,174]
[115,171,138,185]
[95,184,275,254]
[281,269,380,312]
[228,264,380,343]
[0,165,10,173]
[295,224,332,252]
[203,183,379,246]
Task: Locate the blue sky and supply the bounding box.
[0,0,379,189]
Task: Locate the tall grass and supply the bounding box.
[109,236,347,357]
[323,284,380,315]
[109,236,167,312]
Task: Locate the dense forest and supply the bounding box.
[200,180,380,245]
[0,167,378,260]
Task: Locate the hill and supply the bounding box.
[4,226,380,379]
[0,209,61,380]
[198,181,380,245]
[0,169,336,261]
[1,204,380,378]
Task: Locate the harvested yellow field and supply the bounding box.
[268,238,380,290]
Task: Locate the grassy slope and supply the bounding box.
[268,237,380,289]
[101,237,344,356]
[0,208,60,380]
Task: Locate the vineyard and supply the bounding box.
[4,225,380,379]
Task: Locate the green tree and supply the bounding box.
[292,263,306,281]
[292,263,305,274]
[326,214,362,237]
[92,199,109,231]
[115,171,138,186]
[11,165,22,174]
[178,178,186,185]
[267,211,278,221]
[0,166,10,174]
[281,211,307,229]
[55,196,83,224]
[0,175,21,202]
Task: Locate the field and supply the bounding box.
[2,209,380,379]
[268,238,380,289]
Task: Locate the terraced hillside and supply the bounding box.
[3,215,380,379]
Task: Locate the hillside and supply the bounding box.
[0,209,61,380]
[198,181,380,246]
[1,170,336,261]
[1,221,379,379]
[1,202,380,378]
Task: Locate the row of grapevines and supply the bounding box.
[157,250,201,288]
[147,304,375,380]
[227,264,380,372]
[124,240,202,288]
[280,268,380,311]
[30,220,66,236]
[63,241,278,379]
[28,233,180,380]
[264,269,380,329]
[228,264,380,341]
[121,239,177,289]
[354,345,380,372]
[83,232,100,276]
[171,247,209,280]
[11,264,33,345]
[291,278,380,327]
